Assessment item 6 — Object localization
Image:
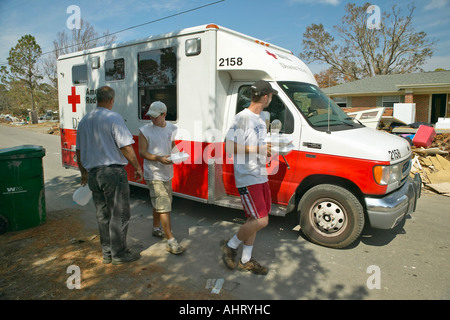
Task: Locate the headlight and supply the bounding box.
[373,164,402,185]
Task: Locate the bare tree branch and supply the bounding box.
[300,2,435,81]
[43,19,117,88]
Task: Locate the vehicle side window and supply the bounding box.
[236,85,294,134]
[105,58,125,81]
[72,64,87,85]
[138,47,177,121]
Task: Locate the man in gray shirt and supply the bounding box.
[76,86,143,265]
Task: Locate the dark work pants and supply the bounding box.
[88,165,130,258]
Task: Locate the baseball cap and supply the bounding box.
[146,101,167,118]
[251,80,278,96]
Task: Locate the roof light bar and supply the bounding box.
[206,24,219,29]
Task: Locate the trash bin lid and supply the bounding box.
[0,145,46,160]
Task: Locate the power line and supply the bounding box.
[108,0,225,38]
[0,0,33,13]
[0,0,225,66]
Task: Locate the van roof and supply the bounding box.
[57,24,293,61]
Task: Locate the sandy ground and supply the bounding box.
[0,122,234,300]
[0,208,234,300]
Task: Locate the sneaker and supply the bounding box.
[166,239,185,255]
[152,228,165,239]
[238,258,268,275]
[221,239,238,270]
[112,249,141,265]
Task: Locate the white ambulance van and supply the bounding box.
[57,24,422,248]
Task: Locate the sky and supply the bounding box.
[0,0,449,75]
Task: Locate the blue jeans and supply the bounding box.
[88,165,130,258]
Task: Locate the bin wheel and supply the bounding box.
[0,215,8,235]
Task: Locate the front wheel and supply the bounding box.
[298,184,364,248]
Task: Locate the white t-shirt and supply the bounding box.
[139,122,177,181]
[76,107,135,170]
[225,108,268,188]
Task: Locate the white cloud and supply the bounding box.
[425,0,450,10]
[289,0,340,6]
[320,0,340,5]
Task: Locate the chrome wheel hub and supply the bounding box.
[313,201,346,233]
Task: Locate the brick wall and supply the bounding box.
[344,106,393,116]
[346,94,432,123]
[344,96,391,116]
[405,93,414,103]
[351,96,377,108]
[339,93,450,123]
[413,94,430,123]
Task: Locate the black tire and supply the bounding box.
[0,215,8,235]
[298,184,364,248]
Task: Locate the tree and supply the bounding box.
[2,80,32,117]
[315,68,345,88]
[6,34,43,123]
[43,19,117,88]
[300,2,434,81]
[0,83,11,114]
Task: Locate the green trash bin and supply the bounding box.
[0,145,46,234]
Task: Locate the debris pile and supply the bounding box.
[410,133,450,197]
[432,133,450,160]
[47,125,60,135]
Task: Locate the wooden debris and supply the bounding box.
[410,133,450,196]
[426,183,450,197]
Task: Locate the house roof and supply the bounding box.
[323,71,450,96]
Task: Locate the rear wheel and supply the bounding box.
[298,184,364,248]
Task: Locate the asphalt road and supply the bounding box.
[1,123,449,300]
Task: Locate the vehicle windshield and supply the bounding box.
[278,81,364,132]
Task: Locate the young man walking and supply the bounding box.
[222,80,277,275]
[139,101,185,255]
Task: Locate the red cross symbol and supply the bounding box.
[68,86,81,112]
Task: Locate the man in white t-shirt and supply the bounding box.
[139,101,185,255]
[222,80,277,275]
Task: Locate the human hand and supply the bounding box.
[159,155,173,165]
[81,171,88,186]
[266,142,272,157]
[258,143,272,157]
[134,167,143,182]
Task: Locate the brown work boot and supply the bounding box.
[238,258,268,275]
[221,239,237,269]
